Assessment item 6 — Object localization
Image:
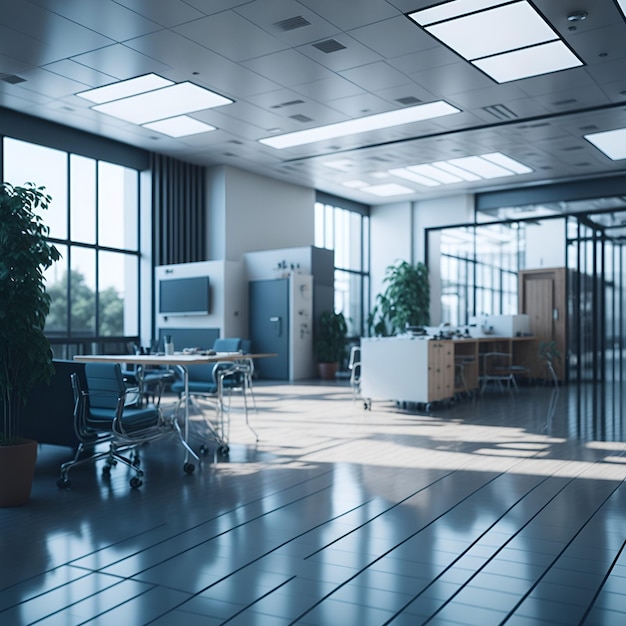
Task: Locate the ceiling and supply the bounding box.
[2,0,626,205]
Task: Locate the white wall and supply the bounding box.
[524,218,566,269]
[207,165,316,262]
[369,194,474,321]
[155,260,245,338]
[369,201,412,311]
[413,194,474,263]
[414,194,474,325]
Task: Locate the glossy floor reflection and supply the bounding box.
[1,381,626,625]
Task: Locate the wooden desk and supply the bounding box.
[74,352,275,472]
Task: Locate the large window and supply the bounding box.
[315,197,369,337]
[3,137,141,352]
[436,223,522,326]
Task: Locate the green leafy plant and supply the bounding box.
[315,311,348,364]
[368,260,430,336]
[0,182,61,444]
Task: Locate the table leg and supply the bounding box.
[174,365,199,473]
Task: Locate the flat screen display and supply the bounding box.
[159,276,210,315]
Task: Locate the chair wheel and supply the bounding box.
[218,444,229,455]
[183,462,195,474]
[199,445,209,455]
[130,476,143,489]
[57,477,71,489]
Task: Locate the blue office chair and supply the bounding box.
[58,362,165,489]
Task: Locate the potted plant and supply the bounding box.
[368,260,430,336]
[315,311,348,380]
[0,182,60,506]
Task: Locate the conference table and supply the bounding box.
[74,351,275,473]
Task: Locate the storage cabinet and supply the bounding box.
[428,341,454,402]
[361,337,455,408]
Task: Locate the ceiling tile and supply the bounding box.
[27,0,162,41]
[234,0,339,45]
[242,49,333,86]
[297,0,400,30]
[174,12,288,62]
[349,16,438,59]
[70,44,173,81]
[111,0,205,26]
[293,77,365,107]
[42,60,117,88]
[124,30,279,97]
[295,34,382,71]
[340,61,413,91]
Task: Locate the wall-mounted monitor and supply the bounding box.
[159,276,210,316]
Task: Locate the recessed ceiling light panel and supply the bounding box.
[387,152,532,187]
[407,0,583,83]
[76,74,174,104]
[390,168,441,187]
[93,82,233,124]
[425,2,555,61]
[361,183,415,197]
[259,101,460,149]
[142,115,217,137]
[584,128,626,160]
[473,40,582,82]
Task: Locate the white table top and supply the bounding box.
[74,352,275,366]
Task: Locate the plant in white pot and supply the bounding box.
[0,182,60,506]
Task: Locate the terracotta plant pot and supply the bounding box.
[0,439,38,507]
[317,362,339,380]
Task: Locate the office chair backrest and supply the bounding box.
[213,337,241,353]
[84,362,125,411]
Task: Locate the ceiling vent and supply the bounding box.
[396,96,422,105]
[482,104,518,120]
[273,16,311,31]
[562,145,584,151]
[553,98,578,106]
[290,114,313,123]
[312,39,346,54]
[271,99,305,109]
[0,74,25,84]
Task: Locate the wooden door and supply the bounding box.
[519,268,566,381]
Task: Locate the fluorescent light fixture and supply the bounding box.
[408,163,463,184]
[432,160,481,181]
[342,180,369,188]
[473,40,582,82]
[446,156,513,178]
[388,152,531,187]
[425,2,554,60]
[482,152,533,174]
[323,159,355,171]
[361,183,415,197]
[259,101,460,149]
[407,0,583,83]
[76,74,174,104]
[390,167,441,187]
[370,172,390,179]
[142,116,217,137]
[584,127,626,160]
[617,0,626,18]
[93,82,233,124]
[414,0,507,25]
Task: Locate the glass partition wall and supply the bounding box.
[428,199,626,441]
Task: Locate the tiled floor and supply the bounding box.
[1,381,626,625]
